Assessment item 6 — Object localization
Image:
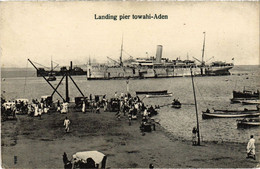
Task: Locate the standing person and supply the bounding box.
[64,117,71,133]
[82,100,86,113]
[61,102,68,114]
[44,103,48,114]
[143,107,148,117]
[38,103,42,119]
[115,110,121,120]
[192,127,197,146]
[96,102,100,114]
[57,100,61,113]
[34,102,39,117]
[104,99,108,112]
[247,135,256,160]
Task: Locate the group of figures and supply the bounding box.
[112,92,158,133]
[1,97,52,121]
[1,95,71,121]
[80,92,159,133]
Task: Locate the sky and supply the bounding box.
[0,2,259,68]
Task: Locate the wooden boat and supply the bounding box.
[146,93,173,98]
[172,99,181,109]
[136,90,168,95]
[233,87,259,99]
[242,100,260,105]
[47,72,56,81]
[230,98,244,103]
[212,108,259,113]
[202,110,260,119]
[237,118,260,128]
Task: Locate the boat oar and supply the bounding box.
[182,103,195,105]
[158,103,172,108]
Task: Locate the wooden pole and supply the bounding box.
[190,68,201,145]
[51,75,65,97]
[28,59,65,102]
[65,71,69,102]
[126,80,129,94]
[69,75,85,98]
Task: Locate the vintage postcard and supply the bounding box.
[0,1,259,168]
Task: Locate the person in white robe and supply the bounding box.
[61,102,68,114]
[247,135,256,160]
[34,103,39,117]
[64,117,70,133]
[44,103,48,113]
[82,101,86,113]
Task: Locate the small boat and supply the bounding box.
[237,118,260,128]
[230,98,244,103]
[172,99,181,109]
[242,100,260,105]
[136,90,168,95]
[232,87,259,99]
[202,109,260,119]
[146,93,173,98]
[47,72,56,81]
[212,107,259,113]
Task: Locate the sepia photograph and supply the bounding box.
[0,1,259,168]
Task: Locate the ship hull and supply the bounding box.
[205,66,233,76]
[86,65,233,80]
[37,69,87,77]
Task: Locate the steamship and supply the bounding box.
[86,33,234,80]
[36,32,234,79]
[36,61,87,77]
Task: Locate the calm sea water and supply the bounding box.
[1,65,260,143]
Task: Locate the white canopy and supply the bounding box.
[73,151,105,164]
[41,95,51,99]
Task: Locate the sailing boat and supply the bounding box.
[47,58,56,81]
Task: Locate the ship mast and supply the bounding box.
[120,35,123,67]
[201,32,206,66]
[51,56,53,72]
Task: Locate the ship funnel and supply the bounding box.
[70,61,73,70]
[156,45,163,63]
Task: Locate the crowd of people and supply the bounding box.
[1,96,71,120]
[79,92,159,133]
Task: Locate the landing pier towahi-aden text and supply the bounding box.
[94,14,168,21]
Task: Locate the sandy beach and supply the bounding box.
[1,107,259,168]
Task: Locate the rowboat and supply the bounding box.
[242,100,260,105]
[212,108,259,113]
[146,93,173,98]
[233,89,259,99]
[237,118,260,128]
[136,90,168,95]
[202,110,260,119]
[230,98,243,103]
